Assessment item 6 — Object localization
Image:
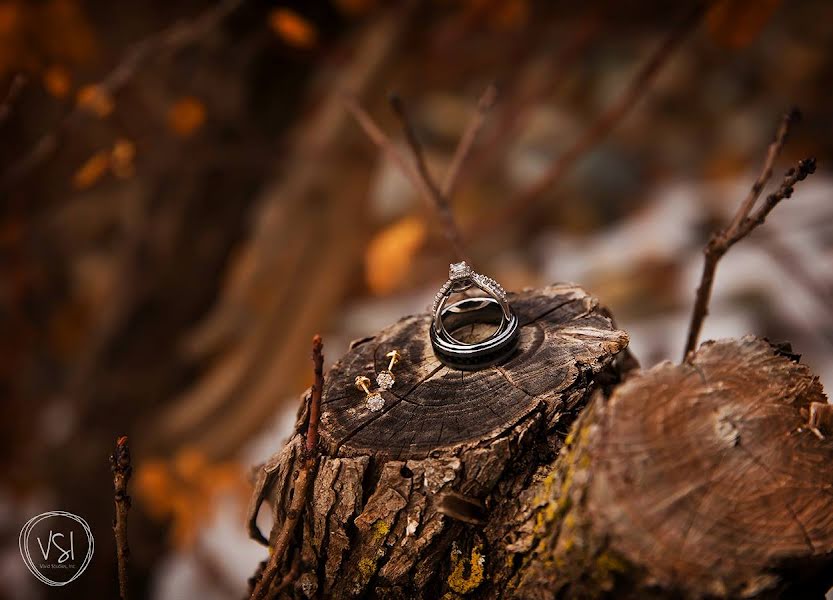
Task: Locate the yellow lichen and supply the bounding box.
[357,557,376,579]
[372,519,390,541]
[353,519,392,587]
[447,541,485,594]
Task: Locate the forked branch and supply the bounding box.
[345,85,496,262]
[388,93,469,261]
[683,109,816,359]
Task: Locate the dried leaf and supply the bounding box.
[110,138,135,178]
[168,96,206,137]
[268,8,318,48]
[72,151,110,189]
[76,84,113,117]
[707,0,781,49]
[42,65,71,98]
[365,216,427,295]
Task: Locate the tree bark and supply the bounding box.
[252,290,833,599]
[515,336,833,599]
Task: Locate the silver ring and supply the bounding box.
[430,262,519,369]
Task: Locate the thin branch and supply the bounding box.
[344,94,469,261]
[2,0,245,188]
[726,111,796,233]
[683,110,816,359]
[343,94,432,199]
[388,93,469,261]
[479,1,707,232]
[451,16,600,199]
[110,436,133,600]
[305,334,324,459]
[250,335,324,600]
[0,74,26,125]
[441,83,497,199]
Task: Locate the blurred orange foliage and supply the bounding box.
[72,151,110,190]
[168,96,206,137]
[0,0,98,78]
[707,0,781,49]
[76,84,113,117]
[72,139,136,189]
[135,447,250,548]
[365,216,427,295]
[42,64,71,98]
[268,8,318,48]
[110,139,136,179]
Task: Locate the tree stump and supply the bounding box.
[250,293,833,599]
[251,284,630,598]
[516,336,833,599]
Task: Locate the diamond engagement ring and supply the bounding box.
[430,261,519,369]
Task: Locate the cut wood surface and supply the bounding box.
[252,297,833,598]
[517,336,833,599]
[253,283,629,598]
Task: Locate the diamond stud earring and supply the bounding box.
[354,375,385,412]
[376,349,401,391]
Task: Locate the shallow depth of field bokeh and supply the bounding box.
[2,1,832,598]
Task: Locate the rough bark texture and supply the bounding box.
[254,284,630,598]
[253,298,833,598]
[516,337,833,599]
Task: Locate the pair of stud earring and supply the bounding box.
[354,350,401,412]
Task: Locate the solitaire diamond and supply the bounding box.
[366,393,385,412]
[376,370,395,390]
[449,261,472,280]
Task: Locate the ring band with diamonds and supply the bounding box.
[430,261,519,369]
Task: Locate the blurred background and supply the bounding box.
[1,0,832,598]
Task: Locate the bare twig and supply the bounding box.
[110,436,133,600]
[305,334,324,459]
[344,93,469,261]
[2,0,245,187]
[250,335,324,600]
[683,109,816,359]
[388,93,469,261]
[479,1,707,233]
[0,74,26,126]
[343,94,433,200]
[441,83,497,199]
[725,111,796,234]
[452,16,600,198]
